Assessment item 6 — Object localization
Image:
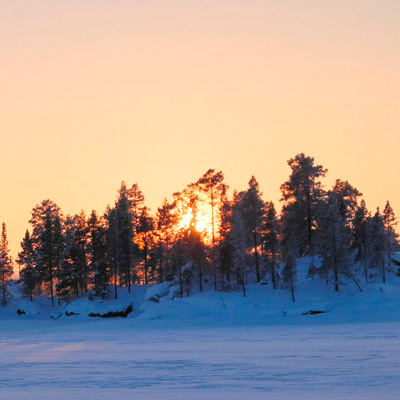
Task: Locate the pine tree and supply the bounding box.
[231,206,249,297]
[153,199,178,283]
[263,201,280,289]
[195,169,227,290]
[136,206,154,285]
[29,200,64,306]
[115,182,135,291]
[218,198,234,285]
[185,199,206,292]
[383,201,399,268]
[0,223,13,305]
[87,210,109,298]
[17,230,37,301]
[352,200,370,283]
[280,153,327,257]
[318,192,352,292]
[105,206,119,299]
[281,237,297,302]
[369,209,387,283]
[240,176,265,283]
[56,213,88,301]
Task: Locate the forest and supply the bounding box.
[0,153,398,306]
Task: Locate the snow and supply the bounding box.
[1,320,400,399]
[2,257,400,399]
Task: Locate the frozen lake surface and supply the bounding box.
[1,319,400,400]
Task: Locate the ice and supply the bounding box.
[1,319,400,399]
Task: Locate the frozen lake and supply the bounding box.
[1,319,400,399]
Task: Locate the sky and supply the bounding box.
[1,0,400,258]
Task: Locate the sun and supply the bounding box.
[178,210,212,235]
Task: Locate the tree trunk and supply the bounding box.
[290,270,295,302]
[199,261,203,292]
[242,270,246,297]
[253,230,260,282]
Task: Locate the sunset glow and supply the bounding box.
[1,1,400,258]
[177,210,212,237]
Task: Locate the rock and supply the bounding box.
[51,312,63,320]
[302,310,326,316]
[65,311,80,317]
[145,282,173,302]
[88,304,133,318]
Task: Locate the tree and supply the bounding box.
[153,199,178,283]
[56,213,88,301]
[0,223,13,305]
[240,176,265,283]
[218,198,234,285]
[195,169,227,290]
[318,192,352,292]
[263,201,280,289]
[281,236,297,302]
[184,199,207,292]
[383,201,399,268]
[280,153,327,257]
[332,179,362,222]
[231,206,249,297]
[87,210,109,298]
[105,206,119,299]
[29,200,64,306]
[18,230,37,301]
[369,209,387,283]
[136,206,154,285]
[352,200,370,284]
[115,182,135,291]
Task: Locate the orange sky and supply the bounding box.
[1,1,399,258]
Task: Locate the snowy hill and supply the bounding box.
[2,257,400,327]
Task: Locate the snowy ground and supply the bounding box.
[1,319,400,400]
[2,257,400,399]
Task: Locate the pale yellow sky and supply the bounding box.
[1,1,399,258]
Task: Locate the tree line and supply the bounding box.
[2,153,398,306]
